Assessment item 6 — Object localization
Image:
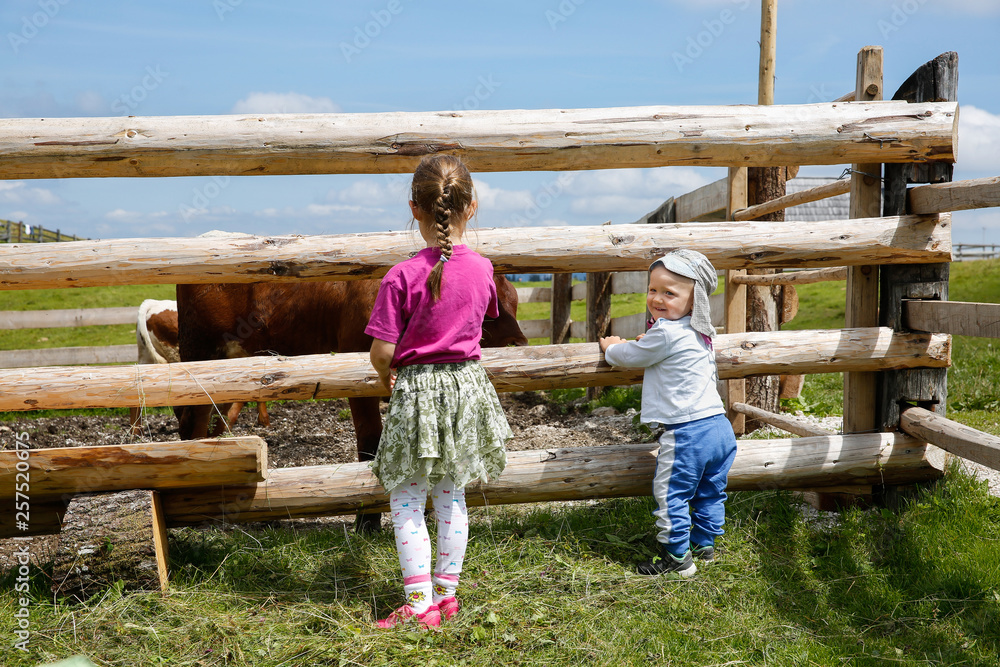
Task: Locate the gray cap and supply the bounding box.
[649,249,718,339]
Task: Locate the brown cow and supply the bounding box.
[176,275,527,528]
[128,299,267,436]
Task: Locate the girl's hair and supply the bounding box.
[410,155,475,300]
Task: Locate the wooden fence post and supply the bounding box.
[743,0,785,430]
[586,271,612,399]
[550,273,572,345]
[725,167,748,435]
[843,45,884,435]
[877,52,957,434]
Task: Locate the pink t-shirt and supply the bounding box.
[365,245,500,367]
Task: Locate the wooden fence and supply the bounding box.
[2,49,999,558]
[0,219,87,243]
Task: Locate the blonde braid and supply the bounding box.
[411,156,474,301]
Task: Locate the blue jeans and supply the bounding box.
[651,413,738,555]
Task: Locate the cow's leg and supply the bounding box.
[179,405,211,440]
[225,402,246,429]
[256,402,270,427]
[349,396,384,533]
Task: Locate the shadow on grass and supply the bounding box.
[743,472,1000,664]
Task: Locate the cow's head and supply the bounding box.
[482,274,529,348]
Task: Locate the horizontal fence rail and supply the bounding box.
[1,433,946,537]
[0,101,957,180]
[0,328,950,412]
[0,215,952,289]
[0,306,137,329]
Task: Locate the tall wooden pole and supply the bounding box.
[843,46,884,435]
[744,0,785,430]
[725,167,748,435]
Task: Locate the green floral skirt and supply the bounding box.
[371,361,512,493]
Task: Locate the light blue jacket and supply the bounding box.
[604,316,725,426]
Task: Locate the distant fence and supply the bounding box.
[953,244,1000,261]
[1,219,87,243]
[0,306,137,368]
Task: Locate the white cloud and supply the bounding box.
[231,92,341,114]
[75,90,107,115]
[957,105,1000,174]
[0,181,62,206]
[565,167,715,220]
[473,179,537,211]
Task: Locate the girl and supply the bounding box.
[366,155,513,628]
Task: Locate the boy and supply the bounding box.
[599,249,737,577]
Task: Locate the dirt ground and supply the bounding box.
[0,392,646,468]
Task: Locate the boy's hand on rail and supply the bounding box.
[599,336,626,352]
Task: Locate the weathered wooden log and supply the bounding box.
[0,101,957,180]
[730,402,833,438]
[725,168,749,434]
[877,52,956,434]
[0,344,134,368]
[0,215,952,291]
[0,306,136,330]
[0,433,945,538]
[0,329,950,412]
[729,267,847,286]
[0,437,267,497]
[154,433,948,527]
[50,489,163,600]
[844,45,885,436]
[900,407,1000,472]
[733,179,851,221]
[674,177,728,222]
[908,176,1000,215]
[903,300,1000,339]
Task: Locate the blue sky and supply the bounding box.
[2,0,998,245]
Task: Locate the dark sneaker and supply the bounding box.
[637,547,697,577]
[691,544,715,562]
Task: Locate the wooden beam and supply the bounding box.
[844,45,884,435]
[157,433,948,528]
[0,344,135,368]
[5,433,945,538]
[0,102,957,180]
[729,267,847,286]
[725,167,749,435]
[0,306,137,330]
[901,407,1000,472]
[0,328,949,413]
[908,176,1000,214]
[903,300,1000,339]
[878,52,957,433]
[731,402,834,437]
[0,437,267,496]
[732,179,851,221]
[674,177,729,222]
[0,215,952,290]
[758,0,778,106]
[151,491,170,593]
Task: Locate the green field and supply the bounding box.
[1,262,999,666]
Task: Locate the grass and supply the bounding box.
[2,468,998,666]
[1,261,998,665]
